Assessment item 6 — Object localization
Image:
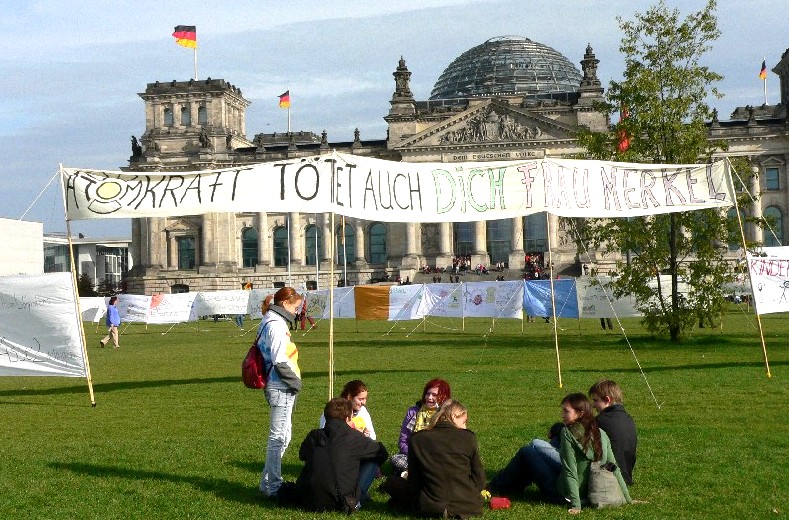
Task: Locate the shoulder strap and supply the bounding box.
[254,322,274,377]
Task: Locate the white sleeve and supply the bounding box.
[319,413,326,429]
[357,406,376,440]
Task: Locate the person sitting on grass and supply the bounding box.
[293,398,388,512]
[390,378,451,474]
[489,393,631,515]
[588,379,637,486]
[320,379,377,440]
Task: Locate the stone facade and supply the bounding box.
[123,42,789,295]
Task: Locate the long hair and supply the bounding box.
[262,287,302,314]
[340,380,368,400]
[562,392,602,461]
[421,378,451,406]
[428,399,467,429]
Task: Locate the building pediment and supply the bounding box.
[395,99,577,150]
[164,218,197,233]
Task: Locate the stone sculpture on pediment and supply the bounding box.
[165,218,197,232]
[439,108,547,144]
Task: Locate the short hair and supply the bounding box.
[588,380,623,404]
[421,378,451,405]
[340,380,368,400]
[324,397,353,422]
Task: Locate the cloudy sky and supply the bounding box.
[0,0,785,238]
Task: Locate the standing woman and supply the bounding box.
[408,399,486,518]
[257,287,303,498]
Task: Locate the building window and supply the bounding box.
[336,223,355,264]
[181,106,191,126]
[765,167,780,191]
[305,224,324,266]
[198,105,207,124]
[273,226,289,267]
[524,212,547,252]
[172,284,189,293]
[241,227,258,267]
[368,223,387,264]
[97,246,128,290]
[164,106,174,126]
[44,244,69,273]
[764,206,783,247]
[177,236,196,269]
[486,219,512,265]
[454,223,474,256]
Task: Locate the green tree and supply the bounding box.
[95,279,116,297]
[574,0,742,340]
[77,273,96,297]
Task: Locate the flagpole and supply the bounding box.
[288,106,291,134]
[763,56,767,105]
[194,47,198,80]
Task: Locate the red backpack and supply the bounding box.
[242,326,271,389]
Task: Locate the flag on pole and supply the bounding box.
[759,60,767,80]
[278,90,291,108]
[617,107,630,153]
[173,25,197,48]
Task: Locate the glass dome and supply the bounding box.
[430,36,583,100]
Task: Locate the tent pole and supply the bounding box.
[546,212,563,388]
[328,212,336,399]
[730,159,771,377]
[59,165,96,406]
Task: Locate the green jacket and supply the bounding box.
[557,424,632,509]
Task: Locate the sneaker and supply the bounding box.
[99,341,105,348]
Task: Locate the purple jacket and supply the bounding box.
[398,404,420,454]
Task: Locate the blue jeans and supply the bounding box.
[260,387,297,496]
[357,461,378,505]
[490,438,561,499]
[235,315,244,328]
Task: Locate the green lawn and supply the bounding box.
[1,308,786,519]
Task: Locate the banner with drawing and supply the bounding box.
[462,281,524,319]
[747,247,789,315]
[0,273,86,377]
[422,283,464,318]
[147,293,199,324]
[61,153,733,223]
[575,277,640,318]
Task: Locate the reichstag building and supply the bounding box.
[124,36,789,294]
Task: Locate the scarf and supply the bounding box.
[408,405,437,434]
[268,304,296,324]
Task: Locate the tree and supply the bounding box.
[574,0,745,341]
[77,273,97,297]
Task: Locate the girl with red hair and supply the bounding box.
[390,378,451,472]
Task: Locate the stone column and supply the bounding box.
[435,222,453,267]
[257,212,270,266]
[751,165,764,244]
[354,219,367,266]
[401,222,421,268]
[320,213,332,267]
[508,216,525,269]
[288,212,303,266]
[200,213,213,267]
[472,220,489,266]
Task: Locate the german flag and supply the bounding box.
[173,25,197,48]
[278,90,291,109]
[759,60,767,80]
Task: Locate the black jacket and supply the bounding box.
[408,423,486,519]
[596,403,637,485]
[295,418,388,511]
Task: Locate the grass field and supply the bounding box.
[1,307,787,519]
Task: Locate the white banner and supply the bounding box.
[116,294,151,323]
[388,284,425,321]
[576,277,641,318]
[306,287,356,319]
[61,153,733,222]
[747,248,789,315]
[79,296,106,323]
[422,283,464,318]
[193,290,250,318]
[147,293,199,324]
[462,281,524,319]
[0,273,87,377]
